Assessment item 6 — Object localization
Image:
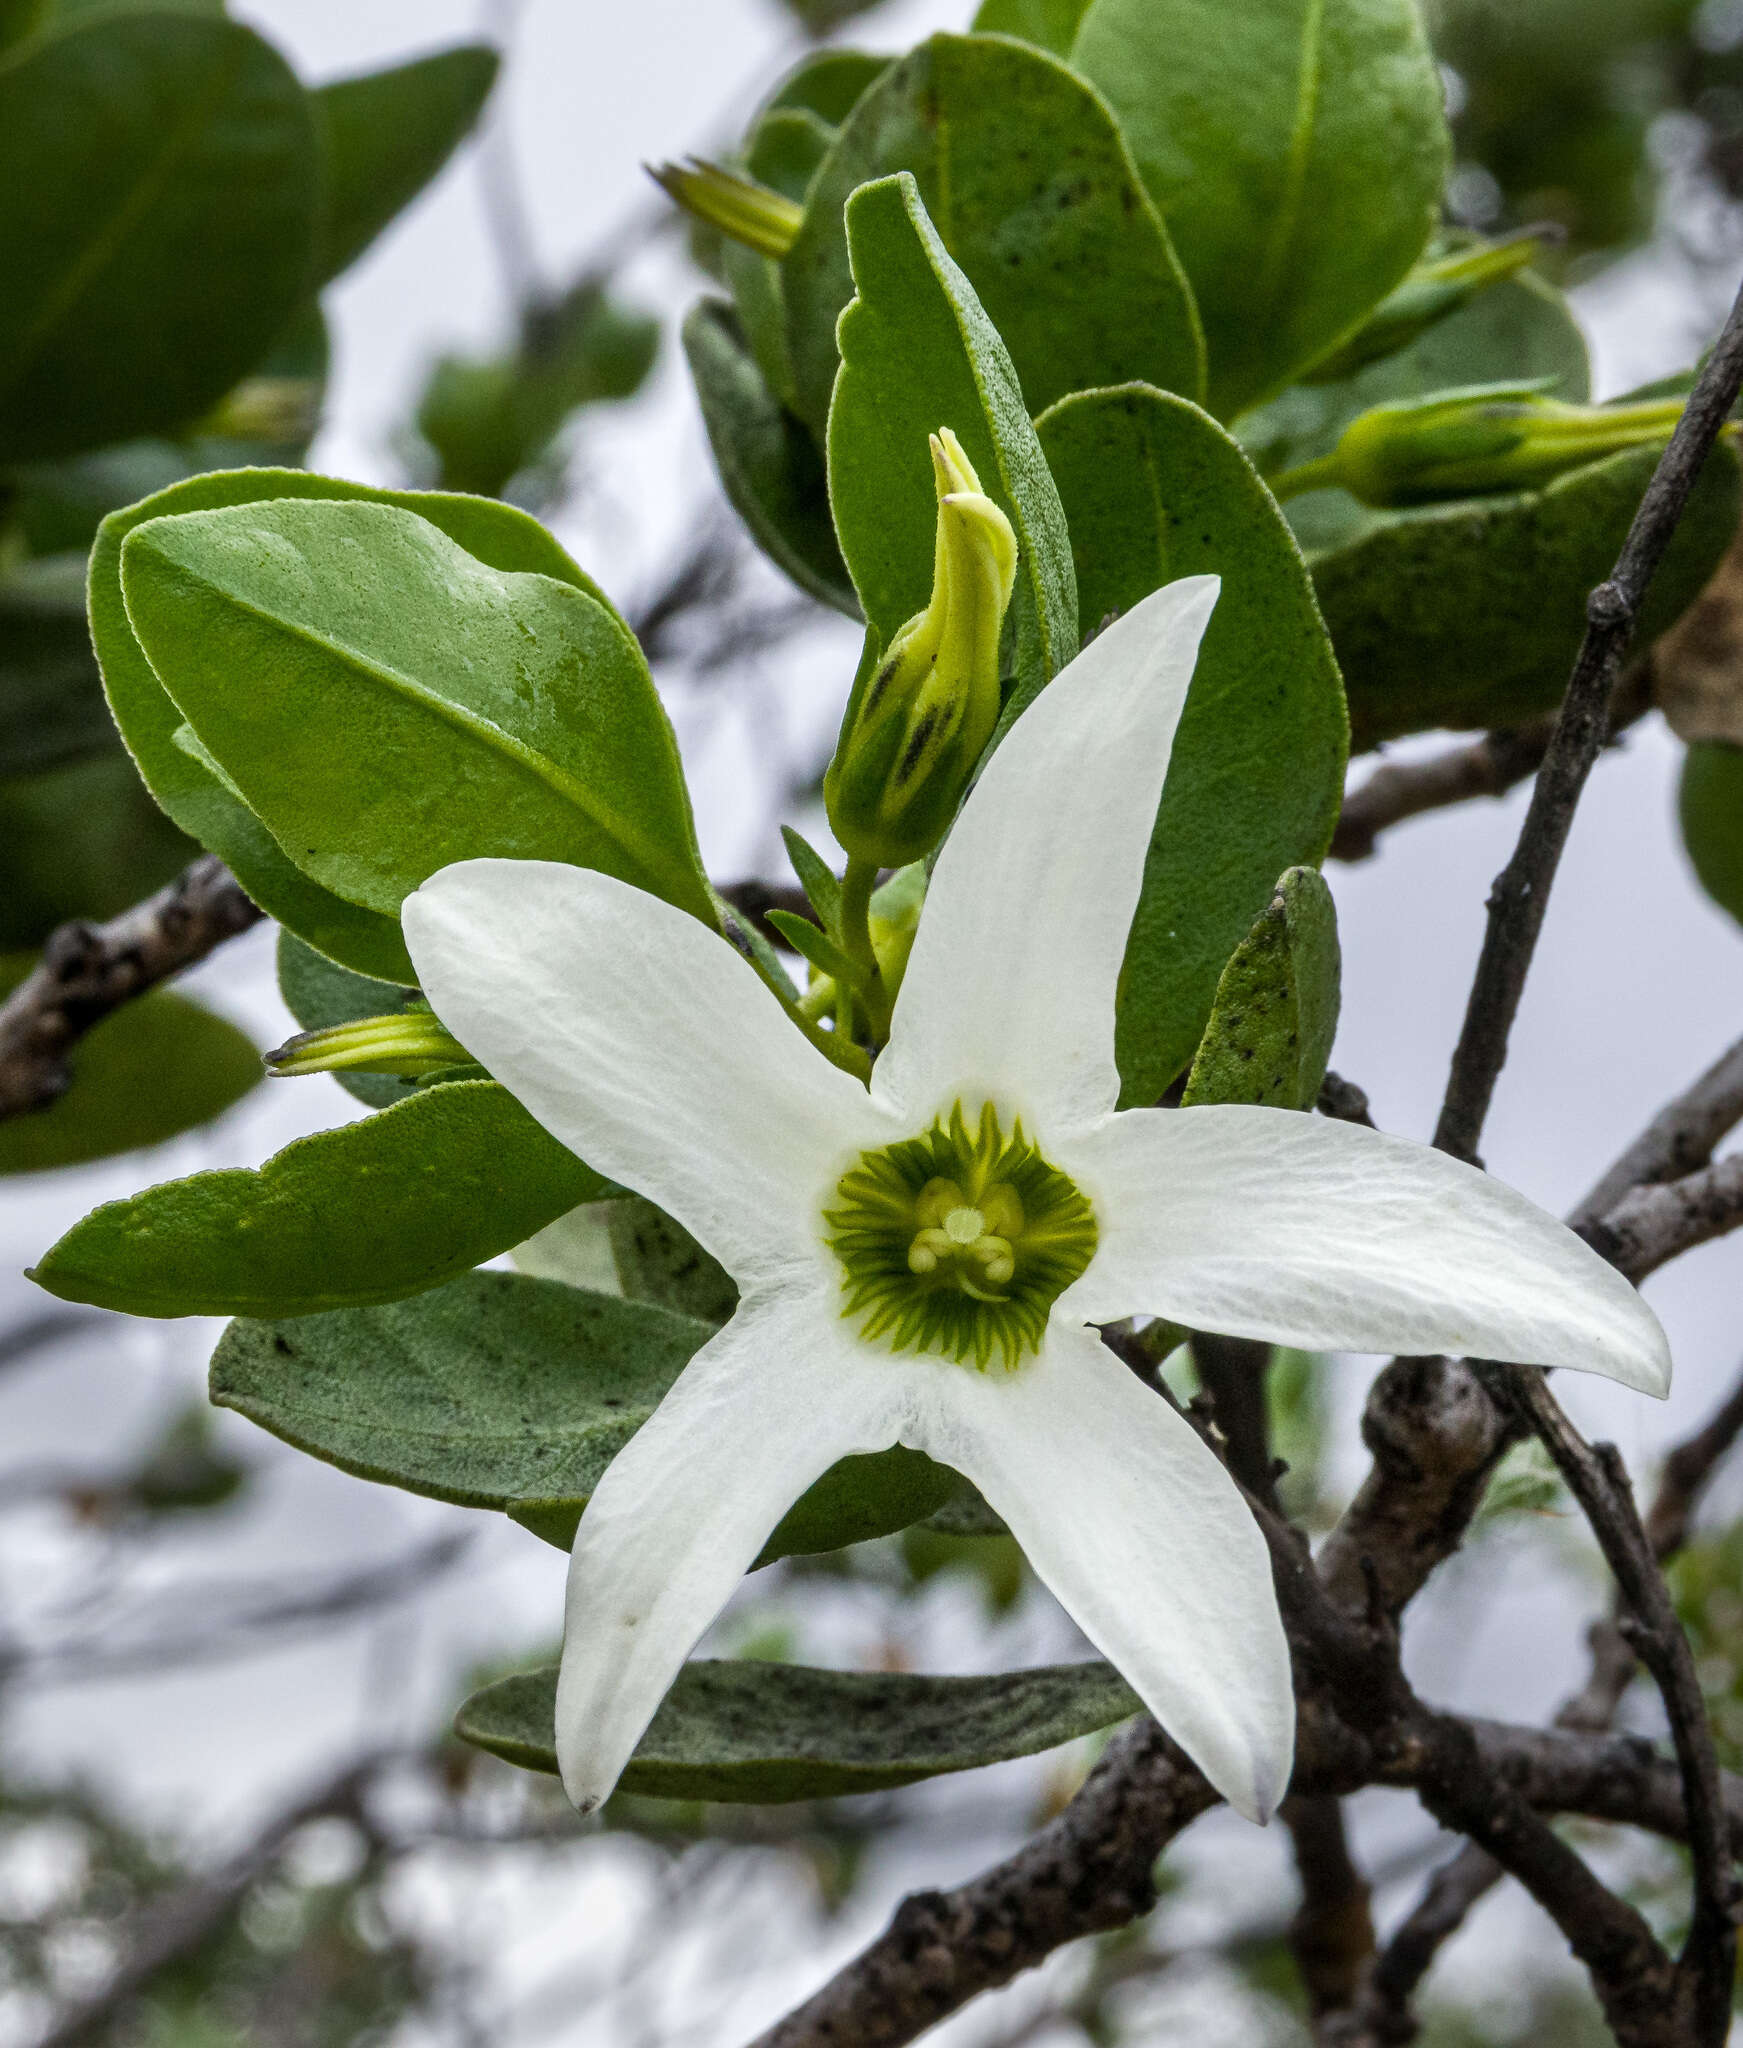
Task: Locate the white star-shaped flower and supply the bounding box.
[404,576,1668,1824]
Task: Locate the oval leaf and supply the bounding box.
[1033,384,1347,1102]
[456,1656,1139,1800]
[0,554,110,776]
[0,13,318,460]
[1070,0,1448,419]
[1680,741,1743,931]
[116,496,713,926]
[785,32,1202,439]
[828,173,1077,696]
[1182,867,1340,1111]
[30,1081,608,1318]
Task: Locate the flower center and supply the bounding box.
[824,1101,1097,1370]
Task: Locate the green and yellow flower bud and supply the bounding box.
[1274,383,1695,509]
[647,157,803,259]
[824,429,1018,868]
[265,1012,469,1080]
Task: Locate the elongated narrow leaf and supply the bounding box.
[210,1270,957,1561]
[0,981,259,1175]
[457,1657,1139,1800]
[786,33,1202,439]
[1033,384,1347,1101]
[1070,0,1448,418]
[311,44,498,284]
[0,13,318,460]
[1182,868,1340,1111]
[91,470,619,980]
[1314,442,1743,749]
[682,300,857,616]
[31,1082,608,1317]
[828,174,1077,698]
[115,496,713,929]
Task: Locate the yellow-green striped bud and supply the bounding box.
[1274,383,1693,509]
[647,157,802,259]
[265,1012,468,1080]
[824,429,1017,867]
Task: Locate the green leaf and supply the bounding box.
[970,0,1091,53]
[0,554,111,775]
[827,173,1078,701]
[606,1196,738,1326]
[1032,384,1347,1102]
[92,470,612,980]
[1313,441,1743,750]
[785,34,1203,443]
[115,495,713,930]
[0,13,318,461]
[276,930,417,1113]
[456,1656,1138,1799]
[763,47,887,125]
[310,44,497,284]
[208,1268,957,1562]
[1680,742,1743,931]
[1241,266,1591,556]
[765,910,858,992]
[681,300,857,617]
[1070,0,1448,419]
[31,1081,609,1317]
[0,0,46,55]
[1182,867,1340,1111]
[0,749,192,951]
[781,824,842,930]
[0,972,258,1175]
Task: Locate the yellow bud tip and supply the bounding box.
[646,156,802,259]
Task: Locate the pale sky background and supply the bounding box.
[3,3,1743,2040]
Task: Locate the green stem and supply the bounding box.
[838,855,892,1044]
[1268,452,1344,501]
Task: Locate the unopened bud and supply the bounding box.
[1274,383,1693,509]
[265,1012,469,1080]
[647,157,803,259]
[1304,228,1558,385]
[825,429,1017,866]
[193,376,323,445]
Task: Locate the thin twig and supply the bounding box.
[0,855,261,1123]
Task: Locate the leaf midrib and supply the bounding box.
[1254,0,1325,328]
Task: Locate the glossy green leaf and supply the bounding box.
[310,44,497,284]
[0,13,318,461]
[456,1656,1138,1799]
[115,496,712,929]
[210,1269,958,1563]
[1680,742,1743,930]
[1241,267,1591,555]
[1070,0,1448,419]
[785,34,1203,443]
[0,749,192,951]
[827,174,1077,700]
[92,471,610,980]
[1314,441,1743,750]
[1182,867,1340,1111]
[31,1082,609,1317]
[276,930,417,1113]
[1033,385,1347,1102]
[970,0,1091,52]
[0,969,258,1175]
[0,554,111,775]
[682,301,857,616]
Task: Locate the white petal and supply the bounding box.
[873,578,1221,1136]
[1061,1106,1671,1395]
[404,860,897,1288]
[555,1289,909,1813]
[907,1323,1293,1822]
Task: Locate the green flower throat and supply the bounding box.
[825,1102,1098,1370]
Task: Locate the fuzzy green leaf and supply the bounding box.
[970,0,1092,53]
[785,33,1202,441]
[31,1082,608,1318]
[1070,0,1448,419]
[0,13,318,461]
[1182,868,1340,1111]
[606,1196,738,1327]
[827,173,1077,700]
[116,497,713,929]
[456,1656,1138,1799]
[1032,384,1347,1102]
